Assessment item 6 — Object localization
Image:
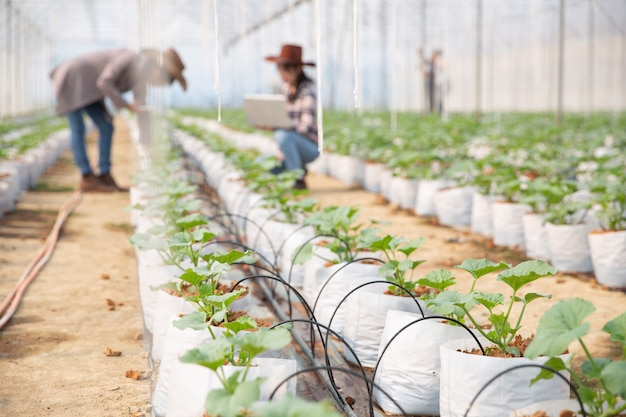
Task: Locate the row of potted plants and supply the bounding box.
[127,122,345,417]
[166,117,625,417]
[177,109,626,289]
[0,116,70,217]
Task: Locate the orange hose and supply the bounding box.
[0,191,82,330]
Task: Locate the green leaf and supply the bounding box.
[581,358,613,379]
[235,327,291,363]
[525,298,596,359]
[529,356,567,385]
[173,310,208,330]
[497,260,556,292]
[190,228,215,243]
[424,290,474,320]
[128,232,168,251]
[398,237,425,257]
[176,213,209,230]
[178,268,205,288]
[179,337,232,371]
[602,361,626,397]
[378,260,398,278]
[291,242,314,265]
[205,378,263,417]
[473,292,505,311]
[455,258,510,280]
[602,311,626,347]
[360,234,394,252]
[222,315,258,334]
[522,292,552,304]
[211,250,254,265]
[417,269,456,291]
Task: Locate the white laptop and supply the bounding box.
[243,94,296,129]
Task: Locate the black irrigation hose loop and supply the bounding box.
[248,207,284,268]
[370,315,484,417]
[229,275,313,323]
[321,278,429,412]
[463,363,586,417]
[268,319,371,400]
[285,233,353,350]
[207,213,256,248]
[265,365,410,417]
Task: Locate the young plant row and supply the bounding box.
[0,115,67,160]
[168,119,625,417]
[129,135,343,417]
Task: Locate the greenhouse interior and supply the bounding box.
[1,1,625,417]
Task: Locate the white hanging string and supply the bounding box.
[315,0,324,153]
[213,0,222,122]
[353,0,360,109]
[390,0,397,131]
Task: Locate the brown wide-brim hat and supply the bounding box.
[265,44,315,67]
[163,47,187,91]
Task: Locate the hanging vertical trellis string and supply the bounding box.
[213,0,222,123]
[353,0,360,109]
[390,0,397,132]
[316,0,324,154]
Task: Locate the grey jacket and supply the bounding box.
[50,48,148,116]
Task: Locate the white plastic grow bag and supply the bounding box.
[378,167,394,201]
[363,162,384,193]
[279,225,315,288]
[343,285,427,368]
[434,186,474,227]
[374,311,473,415]
[137,263,182,334]
[439,338,570,417]
[153,325,223,417]
[391,177,419,210]
[151,291,197,361]
[415,179,454,217]
[589,230,626,287]
[166,357,297,417]
[334,155,364,188]
[522,213,549,260]
[310,261,380,336]
[545,223,593,272]
[471,193,498,236]
[492,202,532,248]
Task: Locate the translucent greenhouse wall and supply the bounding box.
[1,0,625,118]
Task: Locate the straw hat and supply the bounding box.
[162,47,187,91]
[265,44,315,67]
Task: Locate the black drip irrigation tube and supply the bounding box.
[266,365,410,417]
[176,140,396,417]
[251,277,362,417]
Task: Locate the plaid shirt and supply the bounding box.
[283,80,318,143]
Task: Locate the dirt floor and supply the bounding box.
[0,116,624,417]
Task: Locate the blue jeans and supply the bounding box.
[66,101,114,175]
[274,129,319,174]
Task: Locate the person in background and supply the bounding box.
[418,48,443,115]
[50,47,187,192]
[264,44,319,190]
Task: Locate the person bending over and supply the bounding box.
[50,47,187,192]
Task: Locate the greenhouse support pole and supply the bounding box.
[556,0,565,124]
[420,0,427,115]
[475,0,482,122]
[315,0,324,153]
